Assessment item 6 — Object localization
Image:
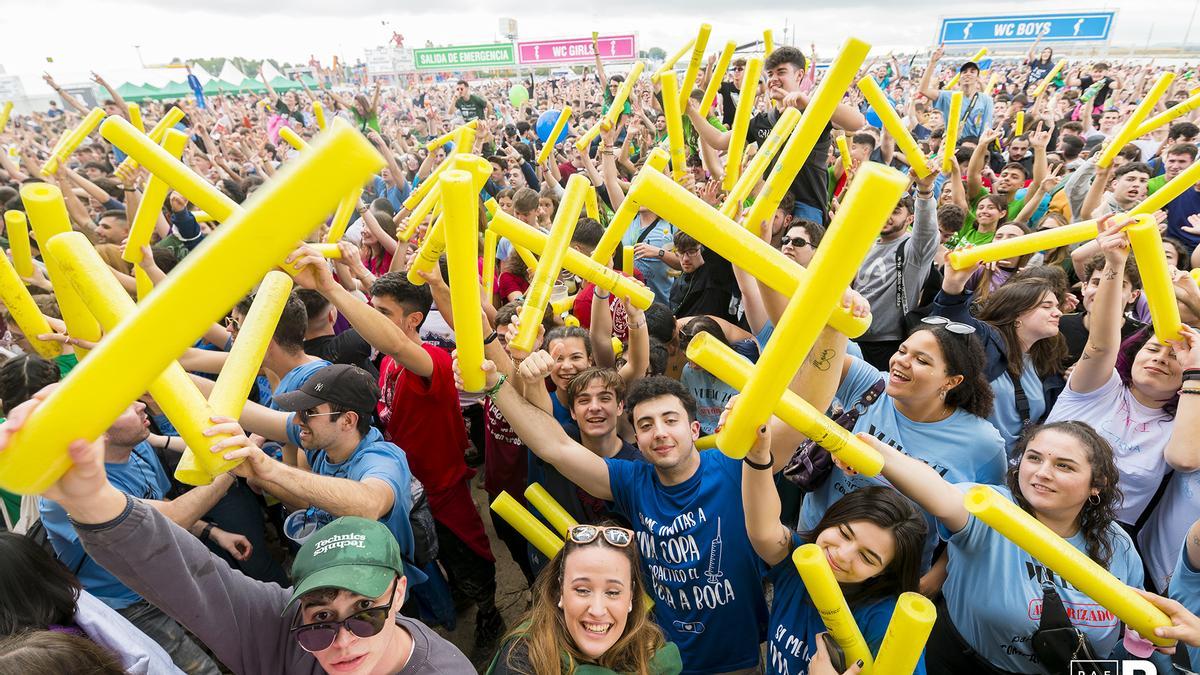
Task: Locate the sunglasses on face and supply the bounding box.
[781,236,812,249]
[568,524,634,547]
[298,408,343,423]
[921,315,976,335]
[224,316,241,331]
[292,577,398,652]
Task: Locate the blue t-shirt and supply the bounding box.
[988,354,1046,453]
[1165,185,1200,251]
[622,217,675,306]
[766,534,927,675]
[606,450,767,675]
[369,176,412,213]
[276,359,331,402]
[680,364,736,435]
[1168,541,1200,670]
[39,442,170,610]
[934,90,994,140]
[801,357,1006,568]
[942,484,1144,673]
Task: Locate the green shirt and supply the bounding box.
[1148,174,1168,195]
[455,94,488,121]
[54,352,78,378]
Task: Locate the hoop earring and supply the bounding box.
[1088,494,1101,506]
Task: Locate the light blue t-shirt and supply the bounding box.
[988,354,1046,453]
[766,533,927,675]
[680,364,736,435]
[275,359,331,402]
[941,484,1144,673]
[622,216,675,306]
[801,357,1006,568]
[607,450,767,675]
[39,442,170,610]
[1168,541,1200,670]
[934,89,994,140]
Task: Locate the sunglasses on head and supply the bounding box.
[568,524,633,547]
[781,235,812,249]
[921,316,976,335]
[292,577,398,653]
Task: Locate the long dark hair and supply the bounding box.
[904,325,995,418]
[975,278,1068,379]
[0,533,81,635]
[0,354,61,416]
[800,487,926,606]
[1115,326,1180,416]
[1006,422,1123,567]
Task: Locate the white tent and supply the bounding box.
[188,63,217,84]
[216,61,246,84]
[260,61,286,81]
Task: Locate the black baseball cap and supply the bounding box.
[960,61,981,73]
[273,364,380,416]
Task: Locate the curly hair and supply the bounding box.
[904,325,995,418]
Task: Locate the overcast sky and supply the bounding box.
[3,0,1197,93]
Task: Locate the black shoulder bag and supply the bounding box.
[782,378,885,492]
[1031,583,1100,673]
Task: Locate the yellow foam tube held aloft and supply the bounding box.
[948,219,1100,270]
[1135,90,1200,138]
[601,62,644,130]
[1032,59,1068,98]
[628,169,871,337]
[1128,215,1185,343]
[677,24,711,99]
[407,154,493,286]
[425,124,465,151]
[512,175,588,353]
[0,246,60,359]
[741,38,871,233]
[763,29,774,55]
[441,170,486,392]
[313,101,327,131]
[482,230,498,296]
[836,134,852,173]
[942,91,964,174]
[0,120,384,495]
[537,106,572,165]
[857,76,930,179]
[102,116,241,222]
[1014,110,1025,136]
[41,108,106,176]
[325,187,364,244]
[720,107,801,219]
[700,41,736,114]
[719,164,905,457]
[491,491,563,559]
[127,103,144,132]
[945,48,987,89]
[400,182,442,242]
[651,38,696,83]
[720,57,763,191]
[115,106,185,177]
[5,210,34,279]
[792,544,875,669]
[278,126,309,152]
[591,147,671,265]
[694,434,718,450]
[585,185,599,220]
[0,101,11,132]
[574,120,605,153]
[964,485,1175,646]
[623,245,635,275]
[659,71,688,181]
[872,592,937,674]
[1098,72,1175,168]
[124,129,189,267]
[489,211,654,309]
[686,332,883,474]
[524,482,578,538]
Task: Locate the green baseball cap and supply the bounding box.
[283,516,405,615]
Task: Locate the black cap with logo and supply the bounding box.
[272,364,380,416]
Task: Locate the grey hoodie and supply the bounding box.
[853,195,939,341]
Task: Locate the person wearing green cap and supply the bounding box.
[0,394,471,674]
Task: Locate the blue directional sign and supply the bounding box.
[939,12,1116,45]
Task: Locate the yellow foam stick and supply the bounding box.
[948,219,1100,270]
[325,187,364,244]
[21,184,102,357]
[400,181,443,241]
[677,24,712,99]
[719,164,905,456]
[574,120,605,153]
[41,108,106,176]
[124,129,188,268]
[482,229,498,296]
[623,245,635,274]
[792,544,875,669]
[591,147,671,265]
[687,332,884,473]
[102,116,240,222]
[537,106,572,165]
[456,123,477,155]
[659,71,688,181]
[550,294,576,316]
[491,491,564,559]
[1135,89,1200,138]
[313,101,327,131]
[720,107,802,219]
[601,62,645,131]
[126,103,144,133]
[0,120,384,495]
[585,184,599,220]
[406,154,493,285]
[489,211,654,309]
[5,210,34,279]
[836,134,852,173]
[856,76,931,180]
[741,38,871,232]
[305,243,342,260]
[404,131,475,212]
[425,125,463,152]
[695,434,718,450]
[441,170,486,392]
[942,91,964,174]
[964,485,1175,646]
[192,211,216,223]
[1032,59,1068,98]
[651,38,697,84]
[985,70,1001,93]
[1098,72,1175,168]
[0,247,60,359]
[873,592,937,674]
[945,48,988,89]
[0,101,11,132]
[114,106,185,177]
[512,175,588,353]
[763,29,775,55]
[630,168,872,337]
[720,57,764,191]
[278,126,309,152]
[514,244,539,273]
[1014,110,1025,136]
[1128,215,1185,343]
[525,482,579,538]
[700,41,736,114]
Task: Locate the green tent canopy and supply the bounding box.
[116,82,159,102]
[202,79,242,95]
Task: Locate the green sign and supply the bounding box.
[414,43,515,71]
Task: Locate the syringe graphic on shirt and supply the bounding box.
[706,519,724,585]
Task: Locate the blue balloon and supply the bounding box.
[865,109,883,128]
[536,109,571,144]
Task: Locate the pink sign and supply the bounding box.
[517,35,637,65]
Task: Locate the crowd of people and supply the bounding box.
[5,29,1200,675]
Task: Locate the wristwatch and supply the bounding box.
[656,249,666,259]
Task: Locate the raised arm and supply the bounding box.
[684,99,733,152]
[867,433,969,533]
[1029,124,1050,190]
[617,298,649,384]
[44,74,88,114]
[967,127,1000,198]
[918,45,945,101]
[1071,216,1127,393]
[91,72,129,119]
[1164,327,1200,472]
[258,66,279,102]
[1080,162,1113,221]
[742,419,793,565]
[593,41,608,88]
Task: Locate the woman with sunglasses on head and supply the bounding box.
[487,523,681,675]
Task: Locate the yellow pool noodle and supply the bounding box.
[591,147,670,266]
[491,491,563,559]
[512,175,588,353]
[659,71,688,181]
[856,76,931,179]
[948,219,1100,270]
[695,434,718,450]
[514,243,539,273]
[623,245,635,274]
[0,120,384,495]
[1098,72,1175,168]
[313,101,327,131]
[124,129,188,267]
[964,485,1175,647]
[325,187,364,244]
[651,38,696,84]
[700,41,736,114]
[686,332,883,474]
[0,101,11,132]
[740,38,871,233]
[5,210,34,279]
[425,125,464,152]
[482,229,497,296]
[41,108,105,176]
[1032,59,1068,98]
[942,91,964,174]
[763,29,774,55]
[126,103,144,133]
[406,154,492,285]
[278,126,308,152]
[1014,110,1025,137]
[601,62,645,131]
[1127,215,1184,343]
[0,245,60,359]
[718,164,905,457]
[872,592,937,674]
[404,130,475,211]
[677,24,711,99]
[585,184,599,220]
[792,544,875,669]
[550,294,576,316]
[720,57,763,191]
[945,48,988,89]
[192,211,216,223]
[441,169,486,392]
[1135,90,1200,138]
[114,106,185,177]
[719,107,801,220]
[400,181,442,242]
[574,120,605,153]
[537,106,572,165]
[836,134,852,173]
[525,482,579,538]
